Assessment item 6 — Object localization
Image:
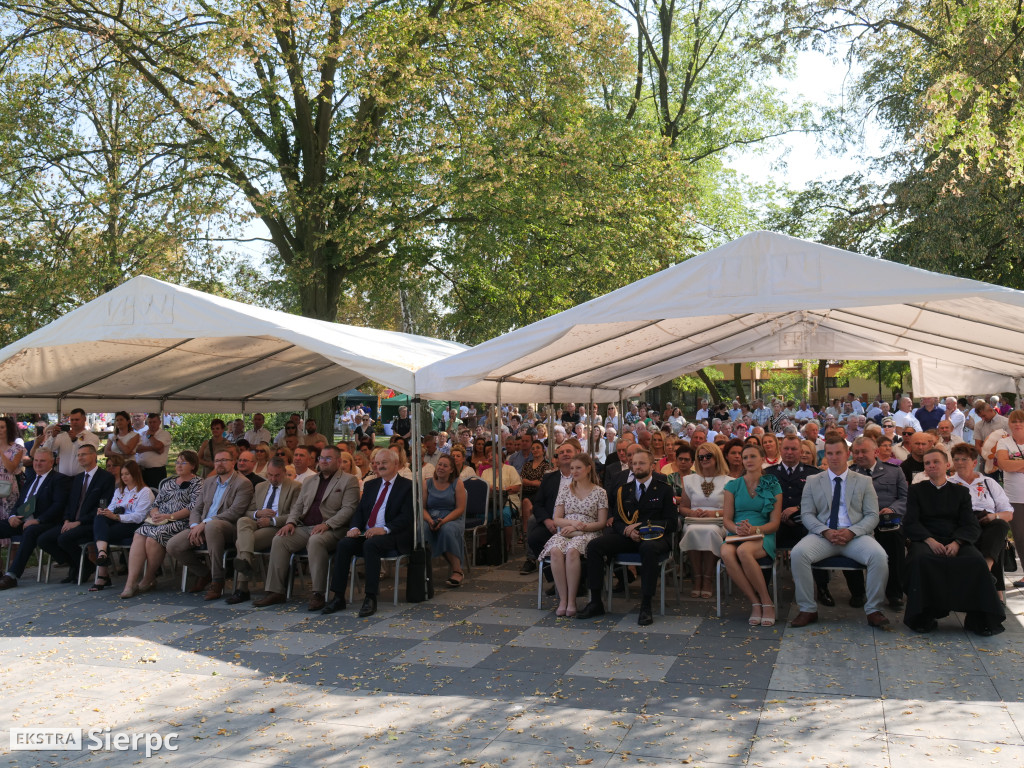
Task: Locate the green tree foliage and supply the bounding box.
[838,359,910,395]
[761,1,1024,289]
[0,35,236,345]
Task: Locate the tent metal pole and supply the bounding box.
[411,397,423,551]
[496,382,504,552]
[547,386,556,463]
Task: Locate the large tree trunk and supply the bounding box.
[733,363,747,404]
[816,359,828,409]
[696,368,723,404]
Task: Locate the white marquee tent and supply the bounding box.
[0,276,466,413]
[416,231,1024,402]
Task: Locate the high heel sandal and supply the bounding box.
[445,570,464,588]
[95,550,111,568]
[690,574,702,599]
[748,604,762,626]
[119,585,139,599]
[555,605,568,617]
[565,604,577,618]
[700,572,715,599]
[760,604,776,627]
[89,575,112,592]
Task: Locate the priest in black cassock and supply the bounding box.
[903,448,1005,636]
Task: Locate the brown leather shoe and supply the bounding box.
[253,591,287,608]
[203,581,224,601]
[0,574,17,590]
[188,574,212,594]
[307,592,325,612]
[866,611,890,627]
[790,611,819,628]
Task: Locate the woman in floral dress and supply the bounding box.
[540,453,608,617]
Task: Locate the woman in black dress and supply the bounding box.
[903,448,1005,636]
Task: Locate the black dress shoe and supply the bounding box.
[576,600,605,619]
[358,595,377,617]
[849,592,867,608]
[321,596,347,615]
[545,585,557,597]
[60,574,78,584]
[519,559,538,575]
[816,585,836,607]
[637,601,654,626]
[224,590,250,605]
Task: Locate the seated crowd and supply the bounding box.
[0,393,1018,634]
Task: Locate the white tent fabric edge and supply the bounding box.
[416,231,1024,401]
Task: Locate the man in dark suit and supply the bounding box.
[850,435,909,608]
[602,438,637,496]
[323,450,414,617]
[578,449,677,626]
[36,444,115,582]
[0,448,69,589]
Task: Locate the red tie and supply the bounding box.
[369,480,390,529]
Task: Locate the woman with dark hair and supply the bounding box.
[104,410,140,460]
[720,442,782,627]
[0,415,23,539]
[198,418,230,476]
[119,450,203,598]
[422,455,468,587]
[91,460,154,591]
[722,438,745,478]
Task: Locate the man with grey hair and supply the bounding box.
[944,396,965,440]
[0,448,69,590]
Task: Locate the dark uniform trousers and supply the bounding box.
[585,533,671,599]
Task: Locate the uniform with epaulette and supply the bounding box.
[578,471,677,625]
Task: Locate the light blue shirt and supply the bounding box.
[201,475,232,524]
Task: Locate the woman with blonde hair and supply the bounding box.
[760,433,782,468]
[337,450,364,491]
[539,453,608,617]
[678,441,731,599]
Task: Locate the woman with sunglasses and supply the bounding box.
[678,442,731,599]
[253,442,272,477]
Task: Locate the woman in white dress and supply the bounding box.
[539,454,608,617]
[679,442,731,599]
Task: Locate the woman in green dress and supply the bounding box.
[720,442,782,627]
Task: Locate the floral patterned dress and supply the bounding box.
[0,443,22,546]
[539,485,608,557]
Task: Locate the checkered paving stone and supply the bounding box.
[1,558,1023,767]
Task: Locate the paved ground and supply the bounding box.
[1,559,1023,767]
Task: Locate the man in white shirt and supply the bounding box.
[892,397,923,432]
[135,413,172,488]
[292,446,319,483]
[943,396,965,440]
[794,401,815,421]
[244,413,273,447]
[694,399,710,422]
[38,408,100,476]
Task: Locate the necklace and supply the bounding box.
[700,477,715,498]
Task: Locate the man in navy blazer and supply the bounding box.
[0,448,70,589]
[36,444,115,582]
[323,450,413,617]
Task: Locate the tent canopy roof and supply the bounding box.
[0,276,466,413]
[416,231,1024,401]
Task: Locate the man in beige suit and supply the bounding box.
[226,458,302,604]
[791,436,889,628]
[253,445,360,610]
[167,449,255,600]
